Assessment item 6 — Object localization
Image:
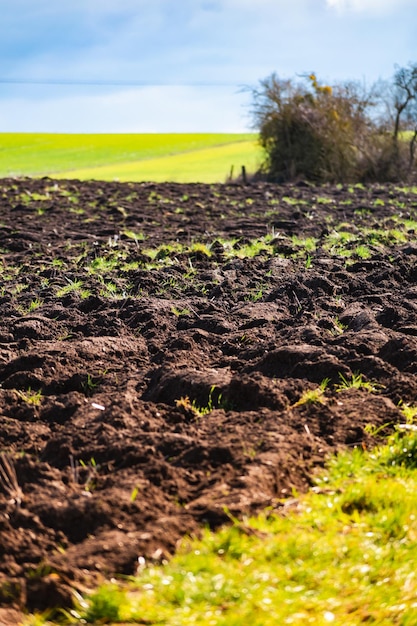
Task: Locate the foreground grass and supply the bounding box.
[0,133,260,182]
[26,425,417,625]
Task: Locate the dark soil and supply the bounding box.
[0,178,416,615]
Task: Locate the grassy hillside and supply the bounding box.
[0,133,261,183]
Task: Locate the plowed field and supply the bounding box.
[0,178,416,615]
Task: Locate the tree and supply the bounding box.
[250,73,378,183]
[392,63,417,175]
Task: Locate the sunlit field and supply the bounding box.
[0,133,261,183]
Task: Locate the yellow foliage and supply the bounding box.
[309,74,332,98]
[320,85,333,95]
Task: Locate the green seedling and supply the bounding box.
[19,191,50,205]
[354,207,372,216]
[56,278,90,298]
[15,388,43,406]
[79,458,98,492]
[88,256,119,274]
[70,456,99,492]
[353,244,371,259]
[17,298,44,315]
[121,260,140,271]
[27,298,43,312]
[175,385,225,417]
[98,279,130,299]
[116,205,128,219]
[245,282,265,302]
[331,316,348,335]
[362,227,407,246]
[399,401,417,424]
[10,283,26,295]
[237,239,273,259]
[156,277,180,295]
[59,188,79,203]
[281,196,299,205]
[99,281,118,297]
[189,242,212,257]
[122,229,146,245]
[130,486,139,503]
[335,372,383,393]
[82,373,105,396]
[292,378,330,408]
[291,235,317,253]
[403,217,417,230]
[148,191,172,204]
[171,306,191,317]
[142,242,182,261]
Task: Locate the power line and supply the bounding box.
[0,78,240,87]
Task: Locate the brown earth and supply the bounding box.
[0,177,416,615]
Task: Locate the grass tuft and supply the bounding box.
[334,371,383,394]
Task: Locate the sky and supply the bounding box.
[0,0,416,133]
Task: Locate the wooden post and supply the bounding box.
[241,165,247,184]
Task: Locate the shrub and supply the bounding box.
[250,67,417,184]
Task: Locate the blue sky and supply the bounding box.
[0,0,416,132]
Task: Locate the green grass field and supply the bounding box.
[0,133,262,183]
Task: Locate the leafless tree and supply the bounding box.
[392,63,417,174]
